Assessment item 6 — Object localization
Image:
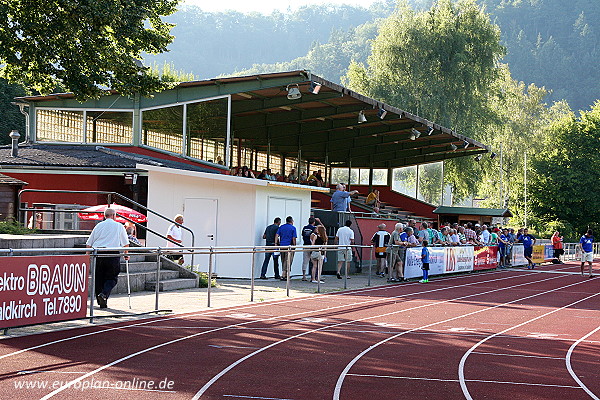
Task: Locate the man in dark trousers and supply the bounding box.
[301,216,322,281]
[260,217,281,279]
[275,216,298,280]
[86,208,129,308]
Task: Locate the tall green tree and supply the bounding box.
[0,0,178,99]
[529,101,600,235]
[0,78,26,145]
[344,0,505,200]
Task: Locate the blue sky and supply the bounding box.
[182,0,377,14]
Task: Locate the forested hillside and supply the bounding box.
[144,0,599,111]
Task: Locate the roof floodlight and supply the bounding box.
[450,143,458,151]
[410,128,422,139]
[427,126,434,135]
[490,152,497,159]
[463,140,469,149]
[358,110,367,123]
[475,154,483,162]
[377,108,387,119]
[286,84,302,100]
[310,81,322,95]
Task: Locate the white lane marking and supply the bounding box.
[17,370,89,375]
[458,291,600,400]
[0,269,514,360]
[223,395,298,400]
[346,373,581,389]
[195,276,566,400]
[226,313,257,319]
[526,333,560,339]
[335,278,595,400]
[471,351,565,360]
[37,271,532,399]
[566,324,600,400]
[208,345,260,349]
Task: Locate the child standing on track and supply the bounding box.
[420,240,430,283]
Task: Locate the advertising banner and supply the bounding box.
[404,246,475,279]
[0,255,90,329]
[511,244,527,266]
[444,246,474,274]
[531,245,547,264]
[473,246,499,271]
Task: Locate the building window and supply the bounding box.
[85,111,133,144]
[36,109,133,144]
[186,97,228,164]
[142,104,184,155]
[36,110,84,142]
[331,168,388,186]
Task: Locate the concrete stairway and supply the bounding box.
[113,253,198,294]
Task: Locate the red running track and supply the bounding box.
[1,262,599,400]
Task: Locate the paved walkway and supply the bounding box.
[1,272,387,338]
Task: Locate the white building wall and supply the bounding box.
[142,165,315,278]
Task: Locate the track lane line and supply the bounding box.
[333,278,597,400]
[192,275,567,399]
[458,288,600,400]
[35,272,560,399]
[565,324,600,399]
[0,269,525,361]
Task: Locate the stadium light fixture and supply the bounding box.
[475,154,483,162]
[450,143,458,151]
[490,152,497,159]
[286,84,302,100]
[377,108,387,119]
[427,126,434,135]
[310,81,322,95]
[410,128,421,140]
[463,140,469,149]
[358,110,367,123]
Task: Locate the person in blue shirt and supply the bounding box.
[330,183,359,212]
[498,228,510,269]
[275,216,297,281]
[420,240,430,283]
[520,228,536,269]
[579,229,594,278]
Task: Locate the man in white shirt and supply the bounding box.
[86,208,129,309]
[166,214,184,265]
[481,225,491,245]
[335,220,355,279]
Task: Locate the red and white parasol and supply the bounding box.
[78,203,147,224]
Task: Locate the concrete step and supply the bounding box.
[120,261,158,273]
[146,278,198,292]
[112,270,180,294]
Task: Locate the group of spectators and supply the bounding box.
[230,166,325,186]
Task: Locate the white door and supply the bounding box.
[184,198,218,273]
[267,197,303,275]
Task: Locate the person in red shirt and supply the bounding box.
[551,231,564,264]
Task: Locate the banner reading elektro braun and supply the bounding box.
[0,255,90,329]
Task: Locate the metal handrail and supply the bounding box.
[17,188,196,264]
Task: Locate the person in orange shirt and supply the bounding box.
[551,231,564,264]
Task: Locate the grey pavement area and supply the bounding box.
[1,272,390,339]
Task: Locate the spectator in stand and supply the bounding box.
[238,166,255,178]
[551,231,564,263]
[439,227,450,245]
[521,228,537,269]
[449,229,460,246]
[257,169,268,180]
[417,221,430,245]
[365,189,381,213]
[464,223,477,245]
[457,226,467,245]
[307,171,319,186]
[331,183,359,212]
[301,217,321,281]
[371,224,391,278]
[389,223,408,282]
[579,229,594,278]
[259,217,281,280]
[480,225,491,245]
[506,228,517,265]
[275,216,297,281]
[489,227,499,245]
[314,170,325,187]
[335,220,354,279]
[299,170,308,184]
[405,227,420,247]
[287,168,298,183]
[498,228,509,269]
[516,228,525,241]
[310,225,328,283]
